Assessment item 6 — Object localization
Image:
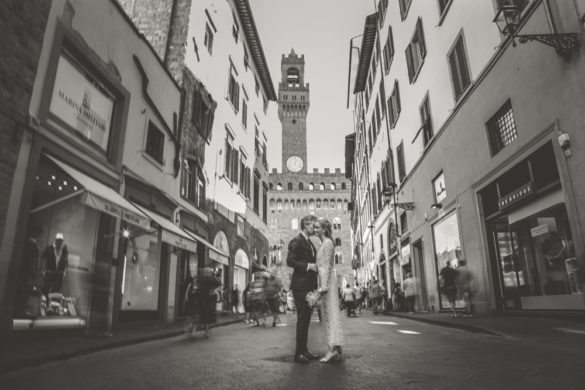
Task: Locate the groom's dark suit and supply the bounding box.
[287,233,317,358]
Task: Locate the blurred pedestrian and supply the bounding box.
[392,282,403,312]
[280,288,288,314]
[403,272,417,314]
[342,284,356,317]
[266,274,283,327]
[440,260,459,318]
[370,280,382,314]
[232,284,240,318]
[250,272,268,327]
[242,282,252,324]
[456,260,477,316]
[197,268,222,338]
[354,282,362,314]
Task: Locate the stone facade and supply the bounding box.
[266,169,353,289]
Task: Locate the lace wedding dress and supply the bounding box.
[317,238,343,347]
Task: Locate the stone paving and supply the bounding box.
[2,311,585,389]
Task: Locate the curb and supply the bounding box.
[383,312,504,337]
[0,318,242,375]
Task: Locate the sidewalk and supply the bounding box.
[0,314,242,374]
[382,309,585,338]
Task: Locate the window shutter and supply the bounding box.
[234,83,240,111]
[449,50,462,98]
[395,81,401,114]
[405,44,414,81]
[417,19,426,59]
[456,40,470,90]
[389,27,394,57]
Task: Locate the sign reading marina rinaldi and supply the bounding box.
[498,182,534,210]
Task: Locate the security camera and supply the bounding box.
[558,132,570,150]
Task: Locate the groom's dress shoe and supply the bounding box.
[294,354,310,364]
[304,351,320,361]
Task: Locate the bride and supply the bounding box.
[314,217,343,362]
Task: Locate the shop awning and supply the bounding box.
[192,231,230,266]
[132,203,198,253]
[47,156,150,229]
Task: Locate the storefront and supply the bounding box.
[234,249,249,313]
[480,142,584,311]
[432,212,466,311]
[13,155,150,330]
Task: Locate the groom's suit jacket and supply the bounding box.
[287,233,318,293]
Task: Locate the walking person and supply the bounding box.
[370,279,382,314]
[440,260,459,318]
[266,275,283,327]
[250,272,268,327]
[287,214,320,364]
[197,267,222,338]
[403,272,417,314]
[313,218,344,362]
[279,289,288,314]
[342,284,356,317]
[242,282,253,324]
[456,260,477,316]
[232,284,240,319]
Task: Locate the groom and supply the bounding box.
[287,214,319,363]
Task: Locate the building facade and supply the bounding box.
[268,51,353,289]
[348,0,585,313]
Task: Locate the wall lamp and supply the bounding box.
[382,183,415,211]
[493,0,579,59]
[431,203,442,210]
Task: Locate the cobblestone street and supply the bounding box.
[3,311,585,389]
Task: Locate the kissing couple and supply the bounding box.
[287,215,343,364]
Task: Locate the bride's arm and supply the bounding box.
[318,239,334,292]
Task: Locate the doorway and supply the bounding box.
[412,239,428,311]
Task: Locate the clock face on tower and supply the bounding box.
[286,156,304,173]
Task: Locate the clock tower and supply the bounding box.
[279,49,309,173]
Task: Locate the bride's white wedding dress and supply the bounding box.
[317,237,343,347]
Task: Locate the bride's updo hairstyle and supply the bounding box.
[317,217,333,240]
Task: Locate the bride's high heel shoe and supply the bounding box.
[319,349,339,363]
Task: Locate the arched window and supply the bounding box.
[290,199,296,209]
[337,199,343,209]
[309,199,315,209]
[276,183,283,191]
[309,183,314,190]
[330,183,336,190]
[335,238,342,246]
[287,67,300,87]
[299,182,304,190]
[330,199,336,209]
[284,199,289,209]
[269,183,274,190]
[291,218,299,230]
[277,200,282,210]
[302,199,307,209]
[316,199,322,208]
[287,182,293,190]
[323,199,329,208]
[334,253,343,264]
[319,183,325,191]
[269,199,275,209]
[341,182,347,190]
[296,199,301,208]
[344,200,348,210]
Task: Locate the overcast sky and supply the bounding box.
[251,0,375,172]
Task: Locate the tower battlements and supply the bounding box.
[282,48,304,63]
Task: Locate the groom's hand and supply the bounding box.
[307,263,317,272]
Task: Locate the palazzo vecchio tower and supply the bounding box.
[267,50,353,289]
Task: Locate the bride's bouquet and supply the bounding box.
[305,290,322,308]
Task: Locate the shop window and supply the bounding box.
[531,142,560,189]
[405,18,426,83]
[145,121,165,164]
[433,213,465,310]
[487,100,518,156]
[448,32,471,101]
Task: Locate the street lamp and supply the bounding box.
[492,0,579,59]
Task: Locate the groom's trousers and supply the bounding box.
[293,290,313,356]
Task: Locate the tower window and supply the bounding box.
[299,182,304,190]
[319,183,325,191]
[330,183,336,190]
[287,68,300,87]
[309,183,314,191]
[287,182,293,190]
[276,183,283,191]
[204,24,214,54]
[335,238,342,246]
[292,119,296,124]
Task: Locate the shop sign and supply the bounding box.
[530,224,549,238]
[82,192,150,229]
[161,230,197,253]
[498,182,533,210]
[49,55,114,151]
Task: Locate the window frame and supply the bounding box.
[204,23,214,54]
[486,99,518,156]
[387,80,401,129]
[397,141,406,182]
[447,30,472,103]
[227,62,240,112]
[145,121,165,165]
[399,0,413,21]
[437,0,454,25]
[405,18,427,84]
